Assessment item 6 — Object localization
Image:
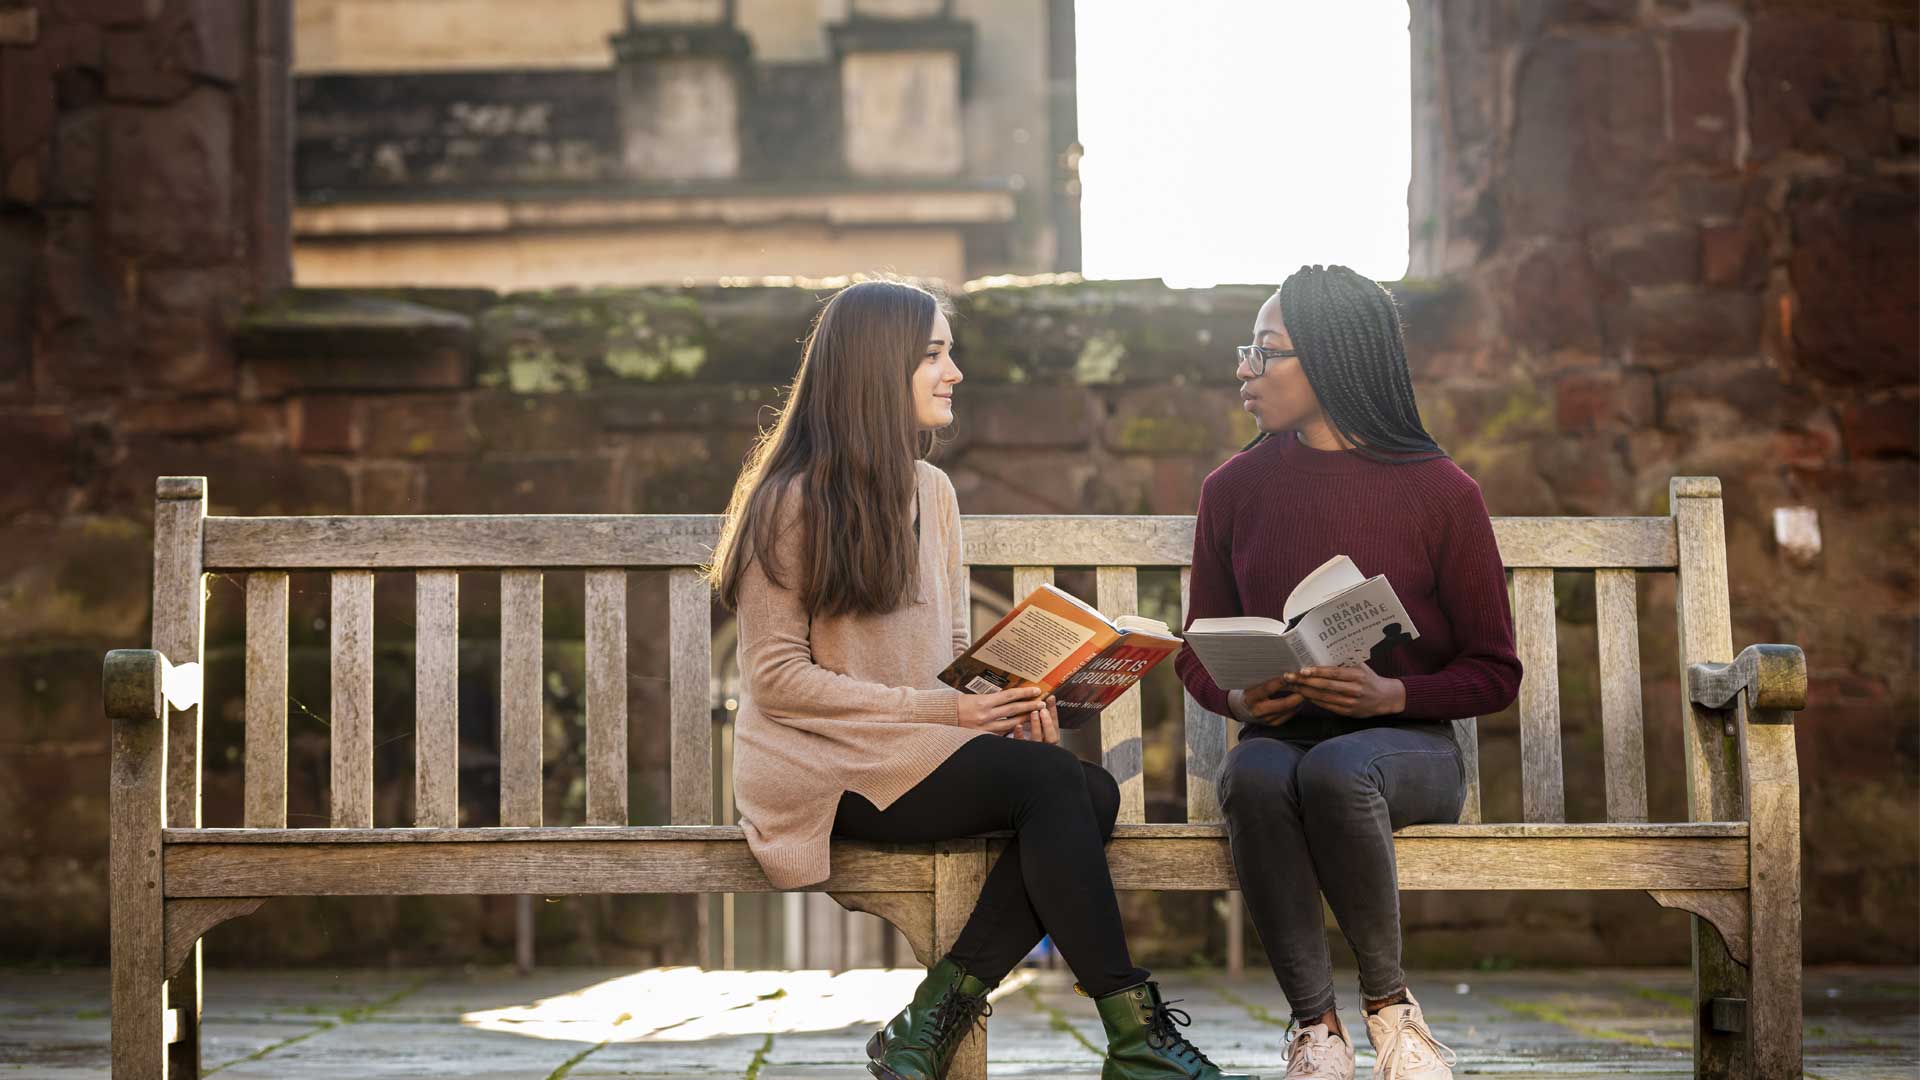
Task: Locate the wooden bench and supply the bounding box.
[107,474,1806,1079]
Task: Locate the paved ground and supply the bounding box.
[1,966,1913,1078]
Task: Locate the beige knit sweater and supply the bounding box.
[731,460,984,890]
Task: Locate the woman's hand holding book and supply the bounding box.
[955,685,1049,733]
[1284,663,1407,718]
[1007,695,1061,744]
[1230,677,1307,726]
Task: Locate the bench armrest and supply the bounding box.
[1687,643,1807,717]
[104,648,202,722]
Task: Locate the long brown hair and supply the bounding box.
[710,280,945,617]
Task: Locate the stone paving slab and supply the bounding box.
[0,966,1912,1078]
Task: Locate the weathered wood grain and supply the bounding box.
[164,898,265,980]
[329,571,375,830]
[585,569,629,826]
[203,512,1677,571]
[669,568,713,826]
[1688,643,1808,712]
[245,573,290,829]
[155,478,206,833]
[1452,717,1483,824]
[1742,701,1804,1079]
[1596,569,1648,822]
[166,839,935,896]
[1491,516,1677,569]
[1669,475,1745,1078]
[414,571,460,828]
[1181,566,1228,825]
[1512,569,1565,823]
[1096,567,1145,824]
[1649,890,1750,965]
[163,820,1750,844]
[500,571,544,828]
[934,839,990,1080]
[205,514,725,569]
[110,655,168,1078]
[1103,835,1749,891]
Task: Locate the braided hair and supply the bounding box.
[1246,264,1446,464]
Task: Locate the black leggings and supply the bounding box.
[834,735,1147,997]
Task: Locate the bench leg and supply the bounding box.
[1742,718,1802,1079]
[1690,920,1748,1079]
[110,664,170,1079]
[934,840,990,1080]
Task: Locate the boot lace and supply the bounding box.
[1146,997,1218,1071]
[921,986,992,1059]
[1375,1007,1455,1080]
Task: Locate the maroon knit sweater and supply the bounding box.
[1175,431,1522,739]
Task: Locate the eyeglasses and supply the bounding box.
[1236,344,1299,375]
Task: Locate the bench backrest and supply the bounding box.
[150,475,1742,836]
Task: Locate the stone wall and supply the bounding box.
[0,0,1914,971]
[1409,0,1919,964]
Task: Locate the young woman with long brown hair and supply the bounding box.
[712,279,1228,1080]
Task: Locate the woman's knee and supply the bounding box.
[1295,741,1378,806]
[1218,739,1301,819]
[1080,761,1121,839]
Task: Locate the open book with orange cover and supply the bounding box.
[937,584,1182,729]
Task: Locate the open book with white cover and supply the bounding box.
[1182,555,1419,690]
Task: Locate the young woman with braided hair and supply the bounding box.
[715,279,1230,1080]
[1174,265,1523,1080]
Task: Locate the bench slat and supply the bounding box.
[585,570,629,827]
[414,572,460,828]
[1180,566,1228,824]
[1596,569,1649,822]
[1096,567,1145,824]
[165,839,934,895]
[1512,569,1565,823]
[202,514,1677,571]
[330,571,374,829]
[1011,566,1054,601]
[500,571,543,827]
[244,573,288,829]
[1104,834,1748,892]
[163,821,1751,843]
[669,568,713,826]
[160,829,1748,896]
[1452,717,1483,824]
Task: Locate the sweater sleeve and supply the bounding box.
[737,494,961,727]
[942,471,972,661]
[1174,473,1241,717]
[1395,476,1524,721]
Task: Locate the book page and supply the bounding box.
[1181,630,1312,689]
[971,604,1099,683]
[1284,555,1367,626]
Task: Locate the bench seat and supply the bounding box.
[160,822,1753,898]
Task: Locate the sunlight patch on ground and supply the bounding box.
[458,967,1037,1045]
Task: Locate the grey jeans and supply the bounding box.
[1218,723,1465,1021]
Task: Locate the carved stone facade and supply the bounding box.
[289,0,1076,288]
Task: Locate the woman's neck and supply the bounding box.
[1294,417,1355,452]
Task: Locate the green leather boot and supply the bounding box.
[864,955,994,1080]
[1094,979,1233,1080]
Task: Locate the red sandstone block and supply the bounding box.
[362,395,477,458]
[290,395,360,454]
[116,397,238,436]
[101,88,232,261]
[1839,396,1920,460]
[1788,177,1919,387]
[1748,11,1896,161]
[355,462,422,514]
[1668,26,1740,164]
[1554,370,1654,434]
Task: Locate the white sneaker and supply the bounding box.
[1364,989,1456,1080]
[1283,1021,1355,1080]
